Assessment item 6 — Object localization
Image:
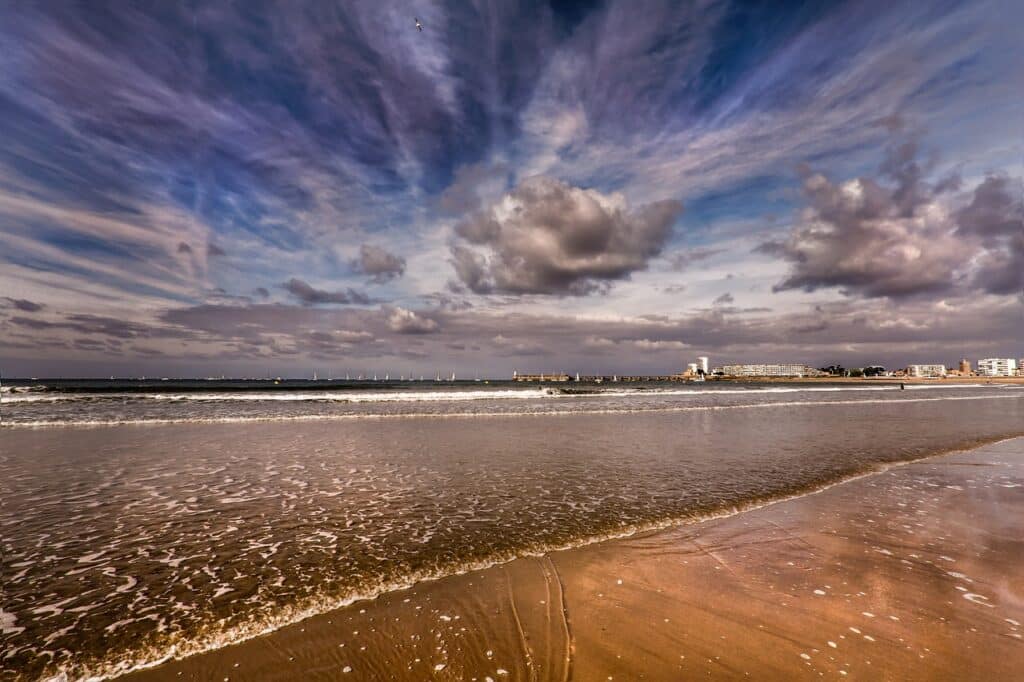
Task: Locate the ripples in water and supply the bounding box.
[1,384,1022,680]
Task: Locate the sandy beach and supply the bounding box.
[118,436,1024,681]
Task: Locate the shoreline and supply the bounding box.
[110,434,1024,681]
[5,388,1022,430]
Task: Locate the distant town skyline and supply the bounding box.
[1,1,1022,378]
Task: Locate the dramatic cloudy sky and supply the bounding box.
[1,0,1021,377]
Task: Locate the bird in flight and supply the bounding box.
[415,17,423,31]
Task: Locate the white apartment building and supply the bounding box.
[977,358,1017,377]
[906,364,946,378]
[719,364,825,377]
[697,356,709,374]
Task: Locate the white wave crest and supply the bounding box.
[4,392,1021,428]
[2,382,1011,405]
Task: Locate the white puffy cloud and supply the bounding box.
[757,144,1013,300]
[386,306,439,334]
[450,176,682,295]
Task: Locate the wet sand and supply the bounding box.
[121,437,1024,681]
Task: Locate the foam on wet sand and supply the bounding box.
[120,438,1024,681]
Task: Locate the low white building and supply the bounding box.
[906,364,946,378]
[977,358,1017,377]
[719,364,826,377]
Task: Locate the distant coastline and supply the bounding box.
[704,375,1024,385]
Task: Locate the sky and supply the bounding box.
[0,0,1021,378]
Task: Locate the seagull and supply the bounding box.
[415,17,423,31]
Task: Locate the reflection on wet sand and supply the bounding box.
[122,438,1024,680]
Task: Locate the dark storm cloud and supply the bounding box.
[970,233,1024,297]
[955,175,1024,296]
[450,176,682,295]
[956,175,1024,241]
[352,244,406,283]
[3,298,45,312]
[713,293,734,306]
[254,287,270,299]
[176,242,193,254]
[283,278,372,306]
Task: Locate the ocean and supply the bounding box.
[2,379,1023,680]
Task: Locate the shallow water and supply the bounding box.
[2,382,1023,679]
